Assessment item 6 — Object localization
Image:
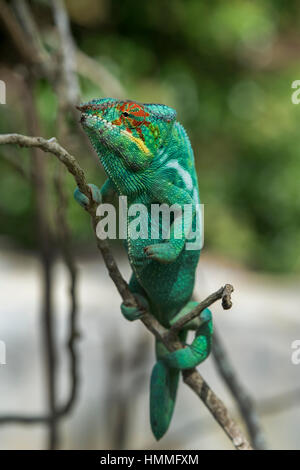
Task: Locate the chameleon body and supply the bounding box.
[74,98,213,440]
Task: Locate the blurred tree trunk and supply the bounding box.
[23,76,58,450]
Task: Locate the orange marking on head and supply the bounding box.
[112,117,123,126]
[136,127,145,141]
[112,102,152,143]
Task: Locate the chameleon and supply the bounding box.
[74,98,213,440]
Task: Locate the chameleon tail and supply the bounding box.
[150,361,180,440]
[150,309,213,440]
[150,330,187,441]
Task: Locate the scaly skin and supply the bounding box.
[74,98,213,440]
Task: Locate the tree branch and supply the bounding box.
[12,0,52,68]
[53,168,80,416]
[212,328,267,449]
[51,0,80,105]
[0,132,252,450]
[169,284,234,336]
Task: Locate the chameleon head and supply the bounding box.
[77,98,176,172]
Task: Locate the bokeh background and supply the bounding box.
[0,0,300,450]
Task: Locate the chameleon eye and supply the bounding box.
[122,111,129,117]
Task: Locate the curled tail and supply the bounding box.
[150,308,213,440]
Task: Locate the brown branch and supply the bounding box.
[221,283,234,310]
[51,8,80,415]
[0,133,252,450]
[212,328,267,449]
[43,31,126,99]
[169,284,234,335]
[12,0,51,67]
[51,0,80,105]
[53,168,80,416]
[21,83,58,450]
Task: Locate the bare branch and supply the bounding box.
[51,0,80,104]
[212,328,267,450]
[221,283,234,309]
[169,284,234,335]
[53,168,80,415]
[44,29,126,98]
[0,415,52,425]
[0,133,252,450]
[12,0,51,67]
[22,84,58,449]
[182,369,251,450]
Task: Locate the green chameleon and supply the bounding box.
[74,98,213,440]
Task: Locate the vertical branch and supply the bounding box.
[212,327,267,449]
[104,332,129,450]
[51,0,80,105]
[53,169,80,415]
[12,0,52,68]
[22,77,58,450]
[51,0,81,413]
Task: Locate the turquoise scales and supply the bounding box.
[74,98,213,440]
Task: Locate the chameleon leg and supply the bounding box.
[120,273,149,322]
[163,307,213,370]
[74,178,116,208]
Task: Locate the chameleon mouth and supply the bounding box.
[77,110,115,132]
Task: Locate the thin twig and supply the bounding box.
[169,284,234,335]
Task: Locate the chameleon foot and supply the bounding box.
[120,294,149,322]
[74,183,102,208]
[144,242,180,263]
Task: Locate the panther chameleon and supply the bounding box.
[74,98,213,440]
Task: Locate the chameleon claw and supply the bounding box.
[74,183,102,208]
[120,294,149,322]
[144,243,179,263]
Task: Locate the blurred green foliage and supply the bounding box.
[1,0,300,272]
